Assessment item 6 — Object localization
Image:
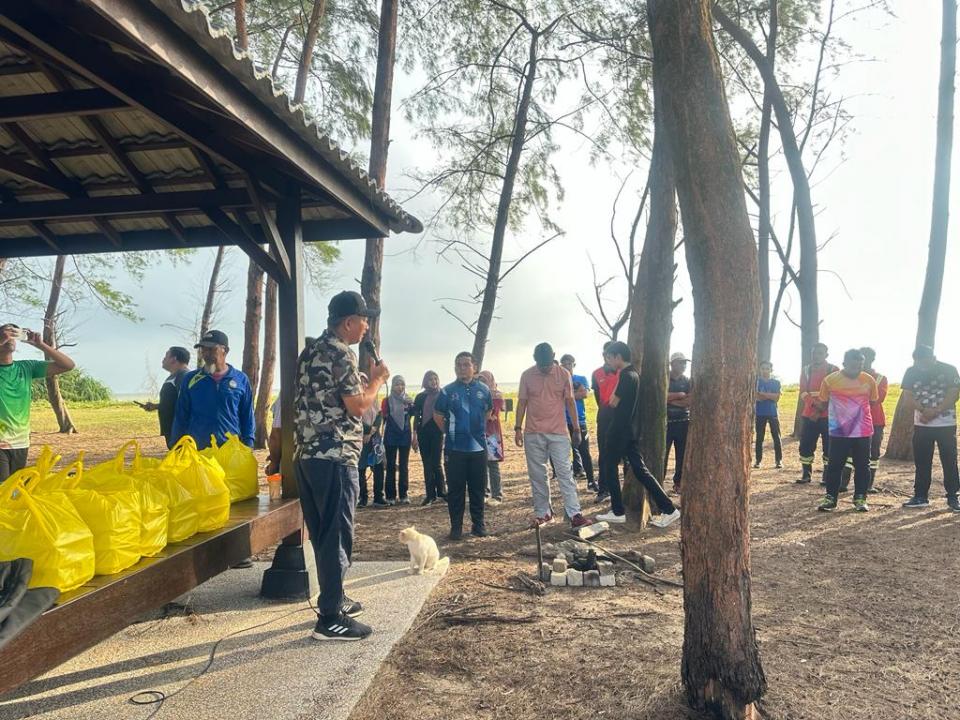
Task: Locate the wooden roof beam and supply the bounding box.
[204,206,284,283]
[0,189,252,222]
[0,153,81,195]
[0,88,126,122]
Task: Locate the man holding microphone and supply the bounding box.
[295,291,389,641]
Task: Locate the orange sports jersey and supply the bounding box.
[818,371,879,438]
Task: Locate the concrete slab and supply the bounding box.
[0,561,442,720]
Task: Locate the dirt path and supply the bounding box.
[347,431,960,720]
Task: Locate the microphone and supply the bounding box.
[361,339,382,365]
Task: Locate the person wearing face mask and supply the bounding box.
[171,330,255,449]
[380,375,414,505]
[0,323,75,481]
[413,370,446,506]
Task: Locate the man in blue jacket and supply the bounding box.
[171,329,255,449]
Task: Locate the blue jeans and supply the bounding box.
[296,458,359,618]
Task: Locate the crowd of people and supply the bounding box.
[1,289,958,643]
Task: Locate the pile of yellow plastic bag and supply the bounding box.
[0,434,261,593]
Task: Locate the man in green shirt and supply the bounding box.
[0,324,75,481]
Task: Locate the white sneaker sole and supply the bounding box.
[651,512,680,528]
[311,632,368,642]
[596,515,626,524]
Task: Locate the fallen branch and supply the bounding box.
[443,614,538,626]
[572,536,684,589]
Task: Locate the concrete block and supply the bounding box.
[540,562,552,582]
[566,569,584,587]
[550,571,567,587]
[597,560,615,577]
[552,556,568,574]
[584,570,600,587]
[576,521,609,541]
[600,572,616,587]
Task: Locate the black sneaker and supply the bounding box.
[342,596,363,617]
[448,529,463,541]
[947,496,960,513]
[796,475,812,484]
[398,497,411,505]
[372,499,389,508]
[421,497,437,507]
[752,462,761,469]
[357,497,368,508]
[312,613,372,641]
[594,491,610,504]
[471,527,487,538]
[775,461,783,469]
[817,494,838,512]
[902,496,930,508]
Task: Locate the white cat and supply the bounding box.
[399,526,450,575]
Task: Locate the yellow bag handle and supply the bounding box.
[0,469,57,541]
[208,434,219,450]
[113,440,142,474]
[43,455,85,492]
[162,435,198,469]
[35,445,62,478]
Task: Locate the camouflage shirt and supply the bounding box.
[294,330,363,465]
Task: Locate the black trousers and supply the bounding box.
[665,420,688,484]
[603,435,675,517]
[799,416,830,473]
[418,424,446,500]
[0,448,28,483]
[295,459,358,619]
[596,408,614,493]
[385,444,410,500]
[447,450,486,532]
[569,422,595,483]
[755,416,783,464]
[824,436,870,498]
[913,425,960,498]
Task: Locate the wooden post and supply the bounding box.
[276,186,304,500]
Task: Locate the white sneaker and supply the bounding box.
[487,498,502,507]
[595,511,626,524]
[650,509,680,528]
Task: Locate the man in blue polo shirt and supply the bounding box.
[434,351,492,540]
[560,354,596,490]
[171,329,255,449]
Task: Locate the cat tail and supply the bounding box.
[434,556,450,573]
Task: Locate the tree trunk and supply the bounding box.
[254,277,278,449]
[756,0,777,362]
[242,262,264,390]
[888,0,956,460]
[649,2,766,718]
[294,0,328,104]
[43,255,76,434]
[199,246,225,341]
[360,0,399,372]
[472,30,539,369]
[234,0,248,51]
[714,5,819,374]
[623,103,677,524]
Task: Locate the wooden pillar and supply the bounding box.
[276,186,304,500]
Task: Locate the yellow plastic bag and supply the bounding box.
[0,469,95,592]
[42,457,142,576]
[88,441,169,557]
[163,437,230,533]
[208,434,259,503]
[140,463,199,543]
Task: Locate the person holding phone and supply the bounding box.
[138,346,190,449]
[0,323,75,481]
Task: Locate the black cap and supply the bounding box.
[328,291,379,324]
[913,345,935,360]
[195,329,229,349]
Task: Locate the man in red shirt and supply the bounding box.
[591,341,620,502]
[797,342,839,484]
[840,347,887,493]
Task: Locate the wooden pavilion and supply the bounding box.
[0,0,420,694]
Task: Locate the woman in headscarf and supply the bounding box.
[413,370,446,506]
[477,369,505,505]
[381,375,414,504]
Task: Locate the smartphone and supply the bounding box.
[133,400,147,408]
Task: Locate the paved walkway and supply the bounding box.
[0,561,442,720]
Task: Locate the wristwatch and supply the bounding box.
[514,426,522,431]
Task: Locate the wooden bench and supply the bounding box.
[0,496,303,696]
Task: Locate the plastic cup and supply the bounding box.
[267,473,282,501]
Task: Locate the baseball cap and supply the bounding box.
[670,352,688,363]
[195,329,229,349]
[328,291,379,324]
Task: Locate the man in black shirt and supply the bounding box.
[140,346,190,449]
[666,352,691,492]
[596,342,680,528]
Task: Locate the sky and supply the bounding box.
[10,0,959,395]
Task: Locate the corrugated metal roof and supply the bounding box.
[154,0,420,233]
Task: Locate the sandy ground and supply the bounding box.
[24,413,960,720]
